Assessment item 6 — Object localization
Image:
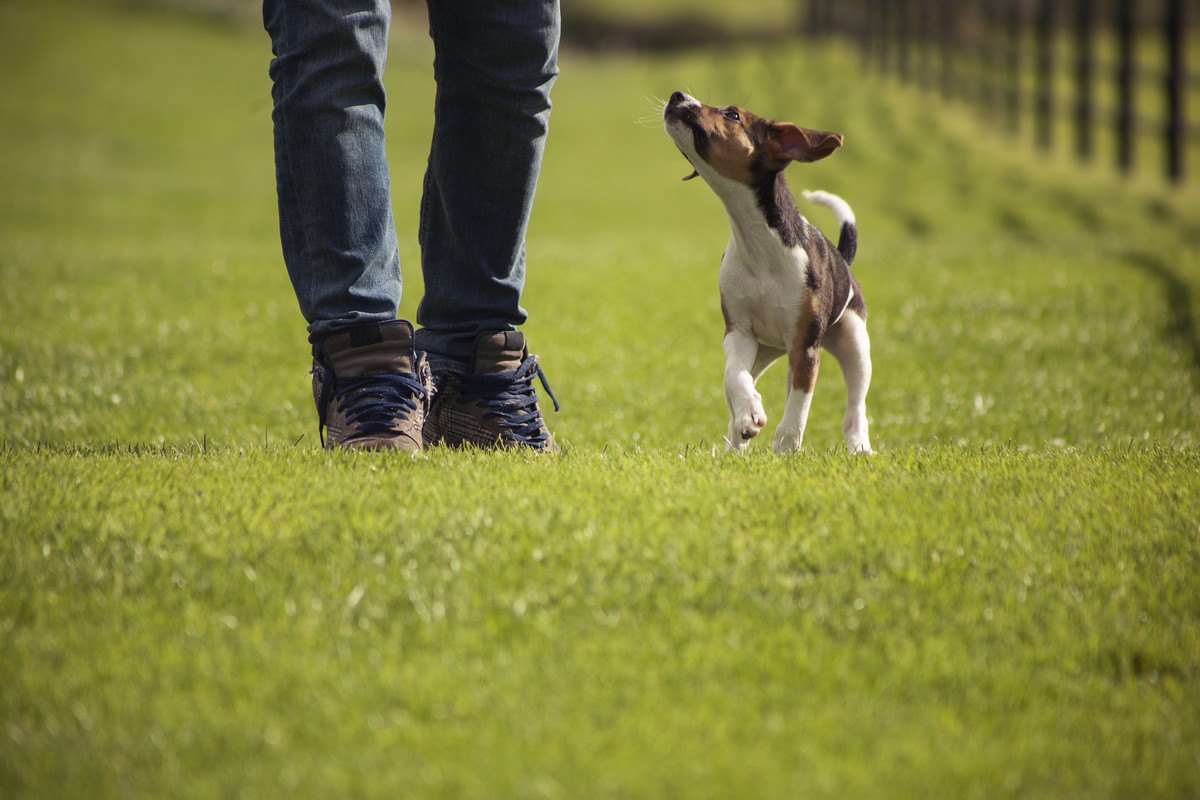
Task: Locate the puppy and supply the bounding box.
[663,91,872,454]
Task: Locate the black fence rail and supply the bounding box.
[804,0,1196,184]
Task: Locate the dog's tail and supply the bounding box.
[801,190,857,265]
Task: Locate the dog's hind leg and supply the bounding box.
[774,296,823,453]
[723,329,767,450]
[773,348,819,453]
[823,311,873,454]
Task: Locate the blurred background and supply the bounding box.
[1,0,1197,450]
[107,0,1198,184]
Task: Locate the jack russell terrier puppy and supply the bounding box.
[663,91,873,454]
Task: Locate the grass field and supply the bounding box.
[2,1,1200,798]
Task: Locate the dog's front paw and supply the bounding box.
[726,408,767,451]
[736,407,767,440]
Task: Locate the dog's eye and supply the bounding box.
[723,109,741,122]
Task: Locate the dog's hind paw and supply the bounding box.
[772,432,802,453]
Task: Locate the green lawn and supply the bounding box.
[2,2,1199,798]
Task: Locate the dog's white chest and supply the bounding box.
[719,241,808,350]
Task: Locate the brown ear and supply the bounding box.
[766,122,844,164]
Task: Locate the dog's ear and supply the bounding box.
[766,122,843,165]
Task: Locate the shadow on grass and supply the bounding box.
[1122,249,1200,388]
[994,205,1040,244]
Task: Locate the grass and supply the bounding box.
[2,1,1200,798]
[5,443,1199,797]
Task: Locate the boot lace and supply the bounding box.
[457,355,560,447]
[319,371,427,444]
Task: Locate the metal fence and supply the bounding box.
[804,0,1195,184]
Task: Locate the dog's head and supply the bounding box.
[663,91,842,187]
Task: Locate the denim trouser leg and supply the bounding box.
[264,0,401,344]
[415,0,561,370]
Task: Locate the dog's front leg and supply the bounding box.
[723,329,767,450]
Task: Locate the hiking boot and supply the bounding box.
[311,319,430,453]
[423,331,560,452]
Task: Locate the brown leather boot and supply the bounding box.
[311,320,430,453]
[422,331,559,452]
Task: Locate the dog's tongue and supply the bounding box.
[682,169,699,181]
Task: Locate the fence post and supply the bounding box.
[803,0,833,36]
[916,0,932,91]
[1005,0,1022,134]
[1074,0,1095,161]
[938,0,956,99]
[1115,0,1135,174]
[1034,0,1055,150]
[977,0,995,115]
[898,0,912,82]
[877,0,892,74]
[858,0,873,71]
[1165,0,1185,183]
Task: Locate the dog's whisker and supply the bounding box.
[635,95,672,128]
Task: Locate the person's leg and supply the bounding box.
[415,0,561,372]
[264,0,401,344]
[265,0,428,452]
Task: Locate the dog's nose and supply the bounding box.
[669,91,686,105]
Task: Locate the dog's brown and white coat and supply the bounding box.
[663,91,872,453]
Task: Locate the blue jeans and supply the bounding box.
[264,0,560,371]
